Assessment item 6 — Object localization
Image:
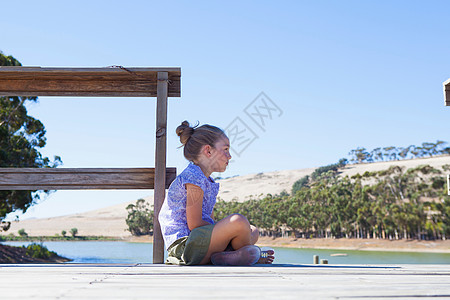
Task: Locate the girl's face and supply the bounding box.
[209,136,232,173]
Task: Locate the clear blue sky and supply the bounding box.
[2,0,449,219]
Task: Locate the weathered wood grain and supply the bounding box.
[0,264,449,299]
[0,67,181,97]
[0,168,176,190]
[153,72,169,264]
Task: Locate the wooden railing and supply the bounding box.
[0,168,177,190]
[0,66,181,263]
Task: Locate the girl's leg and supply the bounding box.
[200,213,252,265]
[249,225,275,264]
[250,225,259,245]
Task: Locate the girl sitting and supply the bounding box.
[158,121,275,265]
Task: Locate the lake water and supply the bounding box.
[3,241,450,265]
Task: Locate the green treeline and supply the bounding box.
[213,164,450,240]
[348,140,449,164]
[122,139,450,240]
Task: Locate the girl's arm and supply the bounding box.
[186,183,211,230]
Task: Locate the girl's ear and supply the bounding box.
[201,144,212,157]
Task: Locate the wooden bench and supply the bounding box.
[0,66,181,263]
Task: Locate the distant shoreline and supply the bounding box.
[0,235,119,242]
[256,237,450,254]
[3,235,449,254]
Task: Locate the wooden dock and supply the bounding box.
[0,263,449,299]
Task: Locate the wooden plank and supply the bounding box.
[0,66,181,74]
[444,78,450,106]
[0,168,176,190]
[153,72,169,264]
[1,264,450,299]
[0,67,181,97]
[0,79,181,97]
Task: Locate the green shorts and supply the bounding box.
[165,224,215,265]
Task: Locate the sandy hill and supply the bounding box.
[6,156,450,237]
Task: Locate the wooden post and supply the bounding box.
[444,78,450,106]
[153,71,169,264]
[313,255,319,264]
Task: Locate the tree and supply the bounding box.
[70,228,78,237]
[0,220,11,232]
[126,199,154,236]
[291,176,309,195]
[0,52,62,225]
[435,140,447,155]
[371,147,383,162]
[24,243,57,259]
[414,146,426,158]
[383,146,397,161]
[421,142,436,157]
[398,146,411,160]
[18,228,28,237]
[61,230,66,237]
[349,147,370,164]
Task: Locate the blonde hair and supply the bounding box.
[176,120,226,162]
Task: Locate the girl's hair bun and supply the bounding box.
[176,120,225,162]
[176,120,195,145]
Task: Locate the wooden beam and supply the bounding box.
[0,67,181,97]
[153,72,169,264]
[0,168,176,190]
[444,79,450,106]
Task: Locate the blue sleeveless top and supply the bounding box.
[158,162,220,249]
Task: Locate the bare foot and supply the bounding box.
[211,245,260,266]
[257,249,275,264]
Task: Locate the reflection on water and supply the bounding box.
[3,241,450,265]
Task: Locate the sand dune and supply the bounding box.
[6,156,450,237]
